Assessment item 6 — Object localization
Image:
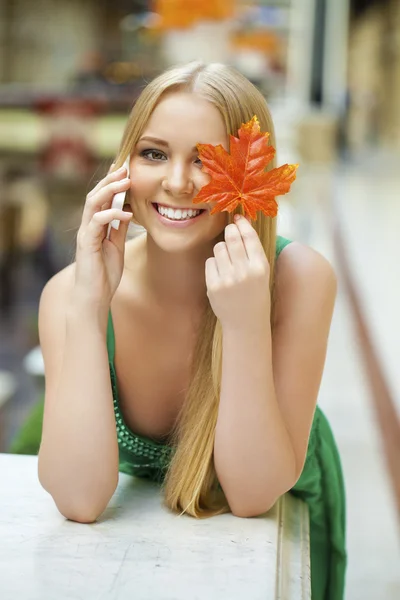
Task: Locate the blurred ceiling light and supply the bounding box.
[153,0,234,30]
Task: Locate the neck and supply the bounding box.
[135,233,217,313]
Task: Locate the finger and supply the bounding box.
[224,223,248,268]
[233,214,265,262]
[205,257,219,289]
[82,177,130,227]
[86,166,128,202]
[86,208,133,243]
[107,209,132,252]
[213,241,233,276]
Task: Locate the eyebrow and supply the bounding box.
[139,136,198,152]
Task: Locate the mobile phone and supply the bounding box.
[106,155,130,240]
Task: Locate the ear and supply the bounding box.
[124,154,131,175]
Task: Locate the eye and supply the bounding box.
[141,149,167,161]
[194,157,203,167]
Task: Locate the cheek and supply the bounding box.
[129,168,155,202]
[195,170,212,189]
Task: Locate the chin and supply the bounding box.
[143,204,226,254]
[146,229,214,255]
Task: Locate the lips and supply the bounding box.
[151,202,207,227]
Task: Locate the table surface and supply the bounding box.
[0,453,310,600]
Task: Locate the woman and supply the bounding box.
[37,62,346,599]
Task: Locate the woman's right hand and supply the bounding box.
[74,165,133,308]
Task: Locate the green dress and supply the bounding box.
[109,236,347,600]
[10,236,346,599]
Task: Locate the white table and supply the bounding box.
[0,454,310,600]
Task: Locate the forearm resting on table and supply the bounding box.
[214,322,296,518]
[38,305,119,522]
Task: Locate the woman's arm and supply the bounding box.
[213,242,337,517]
[38,265,119,523]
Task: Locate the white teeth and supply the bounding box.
[157,205,201,220]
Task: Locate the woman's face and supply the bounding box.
[129,91,229,254]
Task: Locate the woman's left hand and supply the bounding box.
[206,214,271,331]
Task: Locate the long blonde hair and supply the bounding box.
[114,62,278,518]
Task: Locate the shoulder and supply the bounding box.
[40,262,76,304]
[275,239,336,283]
[38,263,77,332]
[273,241,337,328]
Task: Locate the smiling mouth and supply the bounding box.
[152,203,206,221]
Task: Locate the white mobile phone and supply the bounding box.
[106,155,130,240]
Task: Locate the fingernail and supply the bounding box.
[234,214,241,221]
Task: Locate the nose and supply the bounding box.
[163,162,194,196]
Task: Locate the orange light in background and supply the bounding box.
[231,31,280,54]
[153,0,234,29]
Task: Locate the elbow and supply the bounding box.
[230,495,279,519]
[221,448,299,519]
[57,504,104,524]
[228,475,297,519]
[38,471,118,524]
[53,490,116,523]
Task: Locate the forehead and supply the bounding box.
[142,91,228,147]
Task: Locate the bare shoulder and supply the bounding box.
[273,241,337,328]
[38,262,77,349]
[39,262,76,310]
[275,240,337,284]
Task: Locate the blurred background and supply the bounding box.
[0,0,399,597]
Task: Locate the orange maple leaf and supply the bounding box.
[193,116,299,221]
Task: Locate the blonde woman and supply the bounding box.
[37,62,346,600]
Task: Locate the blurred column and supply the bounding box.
[322,0,350,114]
[287,0,350,163]
[347,5,384,151]
[286,0,317,108]
[381,0,400,148]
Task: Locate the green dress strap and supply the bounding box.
[107,310,116,364]
[275,235,292,258]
